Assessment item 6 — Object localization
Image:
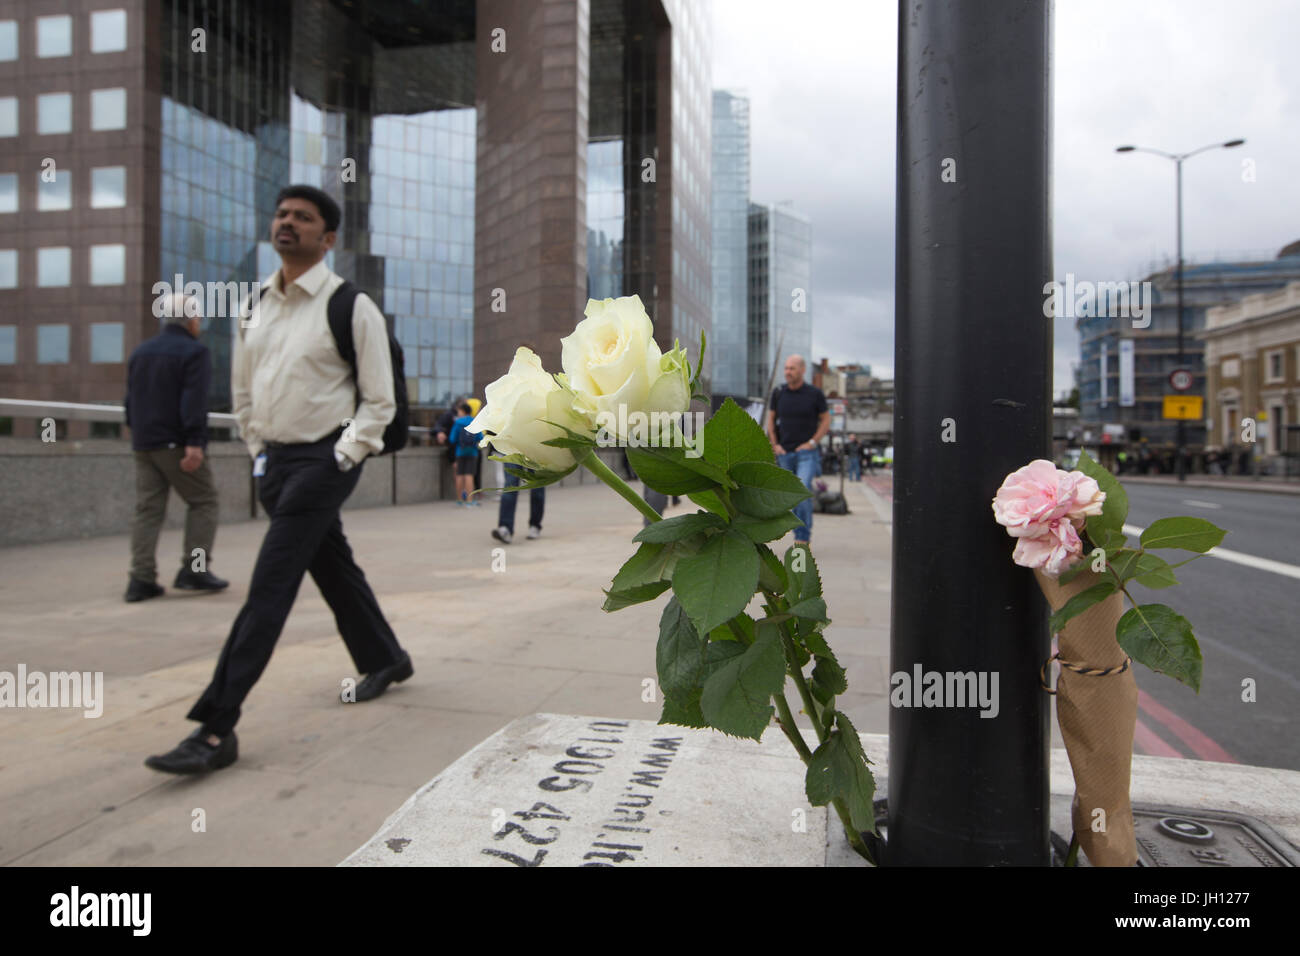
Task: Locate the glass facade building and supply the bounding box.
[748,202,813,397]
[1,0,711,438]
[711,90,749,398]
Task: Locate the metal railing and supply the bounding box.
[0,398,433,437]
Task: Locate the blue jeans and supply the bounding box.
[776,447,820,542]
[847,456,861,481]
[498,467,544,533]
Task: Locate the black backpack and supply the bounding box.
[326,280,409,455]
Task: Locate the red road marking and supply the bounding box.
[1137,689,1237,764]
[1133,717,1182,758]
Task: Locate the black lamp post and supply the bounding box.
[1115,139,1245,481]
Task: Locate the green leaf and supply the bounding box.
[699,620,785,740]
[688,488,730,520]
[733,512,803,543]
[611,542,674,591]
[539,417,599,446]
[1133,552,1179,589]
[757,544,788,592]
[787,596,829,623]
[1058,562,1090,585]
[1091,526,1128,556]
[1139,517,1227,553]
[702,398,775,473]
[1117,604,1203,692]
[656,597,705,700]
[1048,580,1118,633]
[803,629,834,659]
[625,446,716,496]
[633,511,725,544]
[484,454,578,492]
[671,530,761,637]
[1076,449,1129,540]
[1106,548,1142,581]
[812,652,848,697]
[691,329,708,393]
[730,462,812,519]
[660,693,708,729]
[703,638,747,670]
[805,713,876,834]
[601,580,670,611]
[709,614,755,645]
[783,544,822,605]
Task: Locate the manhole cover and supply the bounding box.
[1133,805,1300,867]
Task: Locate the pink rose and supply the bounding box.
[1011,518,1083,577]
[992,460,1106,537]
[1062,471,1105,523]
[991,460,1074,537]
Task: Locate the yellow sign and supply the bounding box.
[1162,395,1203,420]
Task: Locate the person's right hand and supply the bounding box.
[773,443,786,456]
[180,446,204,472]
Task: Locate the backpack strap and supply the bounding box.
[326,279,362,376]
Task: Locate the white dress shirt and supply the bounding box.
[233,260,395,464]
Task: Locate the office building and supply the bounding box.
[0,0,712,435]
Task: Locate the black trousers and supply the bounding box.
[188,435,404,736]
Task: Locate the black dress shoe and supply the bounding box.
[144,727,238,775]
[174,568,230,591]
[348,653,414,702]
[124,578,164,603]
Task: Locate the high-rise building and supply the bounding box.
[710,89,749,399]
[1076,244,1300,452]
[0,0,712,436]
[747,201,812,397]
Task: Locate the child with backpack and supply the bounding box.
[449,401,482,506]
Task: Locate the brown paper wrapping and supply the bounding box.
[1034,568,1138,867]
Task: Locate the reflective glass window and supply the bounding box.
[37,93,72,135]
[0,249,15,288]
[0,173,16,213]
[91,166,127,208]
[0,96,15,135]
[36,15,72,58]
[37,169,71,210]
[90,244,125,285]
[91,88,127,130]
[91,10,128,53]
[90,323,124,363]
[37,325,70,363]
[37,247,71,286]
[0,20,16,61]
[0,325,14,363]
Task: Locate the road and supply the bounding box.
[1120,484,1300,771]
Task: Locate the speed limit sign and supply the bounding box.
[1169,368,1194,392]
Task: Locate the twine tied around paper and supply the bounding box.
[1040,651,1133,695]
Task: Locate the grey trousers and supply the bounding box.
[130,447,220,583]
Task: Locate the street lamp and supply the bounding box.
[1116,138,1245,481]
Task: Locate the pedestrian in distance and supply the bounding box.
[767,354,830,547]
[145,185,412,775]
[123,292,228,601]
[450,401,483,506]
[845,432,862,482]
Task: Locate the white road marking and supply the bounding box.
[1122,523,1300,581]
[1180,499,1222,510]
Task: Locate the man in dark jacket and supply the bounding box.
[123,294,228,601]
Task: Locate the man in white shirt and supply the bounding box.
[146,186,412,775]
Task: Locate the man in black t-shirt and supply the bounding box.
[766,354,830,545]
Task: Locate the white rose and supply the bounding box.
[470,348,593,472]
[561,295,668,438]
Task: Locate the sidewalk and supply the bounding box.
[1119,474,1300,495]
[0,478,893,866]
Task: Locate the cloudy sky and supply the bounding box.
[711,0,1300,398]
